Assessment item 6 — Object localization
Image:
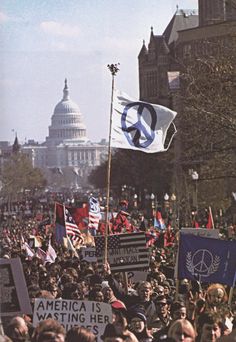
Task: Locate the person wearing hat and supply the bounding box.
[149,295,172,332]
[128,309,153,342]
[102,282,127,312]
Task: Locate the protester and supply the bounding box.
[65,326,96,342]
[103,263,156,326]
[5,317,29,342]
[128,309,153,342]
[1,192,235,342]
[32,319,65,342]
[168,319,196,342]
[149,295,172,331]
[196,312,224,342]
[108,309,139,342]
[205,284,228,312]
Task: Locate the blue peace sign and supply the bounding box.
[121,102,157,148]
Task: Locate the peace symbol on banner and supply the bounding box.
[121,102,157,148]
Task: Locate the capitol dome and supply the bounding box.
[46,79,88,146]
[54,81,80,115]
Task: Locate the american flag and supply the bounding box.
[88,197,101,229]
[64,206,82,242]
[95,232,149,272]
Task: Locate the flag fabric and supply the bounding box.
[55,203,67,244]
[36,248,47,263]
[69,203,89,229]
[88,197,101,230]
[154,211,166,230]
[55,203,86,244]
[64,206,82,241]
[206,212,213,229]
[46,240,57,263]
[178,233,236,287]
[193,220,200,228]
[66,236,79,258]
[23,242,35,258]
[145,230,159,247]
[95,232,149,272]
[111,89,177,153]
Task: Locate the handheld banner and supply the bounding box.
[33,298,112,342]
[0,258,32,316]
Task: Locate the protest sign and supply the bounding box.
[178,234,236,286]
[33,298,112,342]
[0,258,32,316]
[95,232,149,272]
[81,247,97,262]
[181,228,219,239]
[127,270,148,282]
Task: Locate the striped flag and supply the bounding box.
[95,232,149,272]
[64,206,83,243]
[55,202,67,244]
[88,197,101,230]
[154,210,166,230]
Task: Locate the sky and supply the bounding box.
[0,0,198,144]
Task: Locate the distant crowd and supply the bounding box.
[0,193,236,342]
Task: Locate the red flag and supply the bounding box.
[193,220,200,229]
[206,212,213,229]
[69,203,89,228]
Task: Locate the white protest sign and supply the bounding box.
[181,228,219,239]
[127,270,148,283]
[81,247,97,262]
[0,258,32,316]
[33,298,112,342]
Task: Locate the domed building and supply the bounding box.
[46,79,88,146]
[21,80,107,189]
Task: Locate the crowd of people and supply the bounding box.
[0,193,236,342]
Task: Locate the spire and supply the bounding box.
[151,26,154,36]
[63,78,69,100]
[12,134,20,154]
[138,40,148,58]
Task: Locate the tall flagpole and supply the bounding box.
[104,63,119,264]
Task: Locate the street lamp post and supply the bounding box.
[150,193,155,217]
[164,193,170,209]
[191,171,199,211]
[170,193,177,228]
[133,193,138,208]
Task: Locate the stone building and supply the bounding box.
[20,80,107,189]
[138,0,236,214]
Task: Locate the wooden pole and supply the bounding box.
[104,64,119,264]
[123,272,129,295]
[228,286,234,306]
[209,206,215,229]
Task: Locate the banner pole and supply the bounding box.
[228,286,234,306]
[104,64,119,264]
[123,272,129,295]
[174,231,181,301]
[209,206,215,229]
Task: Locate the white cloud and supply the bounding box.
[0,12,9,24]
[40,21,80,37]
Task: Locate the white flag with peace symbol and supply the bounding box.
[111,89,177,153]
